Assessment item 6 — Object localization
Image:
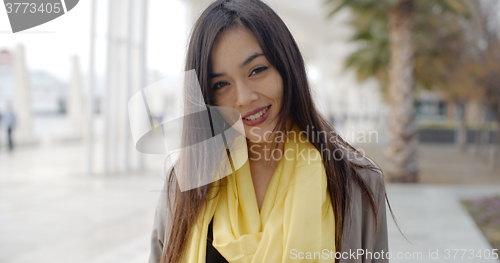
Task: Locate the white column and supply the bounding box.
[105,0,128,174]
[104,0,148,174]
[12,44,38,145]
[138,0,149,171]
[67,55,85,137]
[52,55,86,143]
[87,0,97,175]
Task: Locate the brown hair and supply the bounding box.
[162,0,397,262]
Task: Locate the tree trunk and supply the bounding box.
[474,104,486,157]
[494,123,500,168]
[480,109,491,159]
[455,99,467,152]
[386,0,418,182]
[490,109,500,168]
[475,105,490,159]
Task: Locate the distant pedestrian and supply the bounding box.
[4,104,16,151]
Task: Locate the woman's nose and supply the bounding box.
[234,81,258,108]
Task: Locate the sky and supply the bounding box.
[0,0,188,83]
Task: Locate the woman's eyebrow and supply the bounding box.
[240,52,264,68]
[209,52,264,79]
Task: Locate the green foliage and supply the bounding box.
[324,0,471,99]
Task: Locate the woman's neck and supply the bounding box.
[247,139,285,165]
[245,120,294,211]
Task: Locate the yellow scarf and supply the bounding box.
[182,125,335,262]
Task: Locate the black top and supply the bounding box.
[206,218,229,263]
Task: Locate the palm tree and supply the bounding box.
[325,0,469,182]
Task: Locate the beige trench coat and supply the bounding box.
[148,155,389,263]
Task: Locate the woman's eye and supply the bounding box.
[212,81,228,90]
[250,66,268,76]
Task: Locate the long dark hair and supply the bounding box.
[162,0,396,262]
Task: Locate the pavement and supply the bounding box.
[386,184,500,262]
[1,141,500,262]
[0,142,165,263]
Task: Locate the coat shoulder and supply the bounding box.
[344,148,386,191]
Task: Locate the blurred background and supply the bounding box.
[0,0,500,262]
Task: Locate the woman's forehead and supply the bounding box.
[211,27,264,70]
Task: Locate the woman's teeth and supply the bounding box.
[244,106,269,121]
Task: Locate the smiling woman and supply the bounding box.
[148,0,392,263]
[210,27,285,144]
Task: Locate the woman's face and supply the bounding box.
[209,26,284,144]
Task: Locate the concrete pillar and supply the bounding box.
[148,71,165,123]
[67,56,85,137]
[87,0,97,175]
[12,44,38,145]
[51,55,87,143]
[103,0,148,174]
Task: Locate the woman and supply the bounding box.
[149,0,391,262]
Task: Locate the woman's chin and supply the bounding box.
[245,136,265,144]
[243,124,279,144]
[245,133,274,144]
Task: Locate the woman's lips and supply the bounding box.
[242,105,270,118]
[242,105,271,127]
